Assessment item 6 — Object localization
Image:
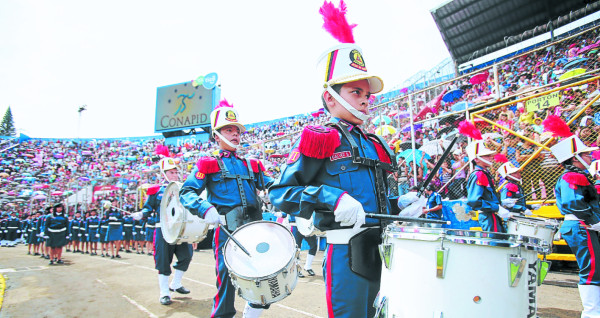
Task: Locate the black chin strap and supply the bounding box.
[329,122,398,215]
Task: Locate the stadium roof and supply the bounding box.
[431,0,600,65]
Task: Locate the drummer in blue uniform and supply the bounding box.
[133,214,145,254]
[0,213,7,247]
[497,160,541,215]
[269,3,396,316]
[462,121,511,233]
[43,203,69,265]
[423,185,444,228]
[122,212,134,253]
[132,157,192,306]
[179,99,274,318]
[69,211,84,253]
[105,202,123,259]
[5,211,21,247]
[86,209,101,256]
[544,115,600,317]
[27,212,41,255]
[99,211,110,257]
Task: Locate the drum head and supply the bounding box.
[224,221,296,279]
[160,182,185,244]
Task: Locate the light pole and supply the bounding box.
[77,105,87,148]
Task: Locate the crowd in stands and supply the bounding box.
[2,27,600,219]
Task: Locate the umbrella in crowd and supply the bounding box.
[372,115,392,125]
[559,68,586,81]
[402,123,423,132]
[419,139,453,156]
[563,57,589,70]
[375,125,397,136]
[398,149,430,165]
[469,71,489,85]
[442,89,464,103]
[279,140,292,146]
[32,194,47,200]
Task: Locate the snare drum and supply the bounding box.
[375,226,550,318]
[223,221,299,306]
[160,182,209,245]
[506,215,559,247]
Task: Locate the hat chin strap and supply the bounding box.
[508,175,522,183]
[326,86,370,122]
[477,156,494,166]
[214,131,240,151]
[575,153,591,170]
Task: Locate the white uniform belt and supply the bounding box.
[101,226,109,229]
[124,224,133,227]
[146,225,155,228]
[7,227,19,229]
[134,225,143,228]
[564,214,582,221]
[108,222,121,226]
[72,226,80,229]
[48,228,66,233]
[88,225,99,228]
[154,223,161,228]
[325,227,372,244]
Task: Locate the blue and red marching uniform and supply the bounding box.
[467,165,506,233]
[140,185,193,276]
[555,170,600,286]
[269,118,395,318]
[179,150,273,318]
[500,181,531,213]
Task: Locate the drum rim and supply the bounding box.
[507,216,559,229]
[223,220,298,280]
[160,182,186,244]
[384,225,550,253]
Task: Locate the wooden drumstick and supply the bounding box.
[219,225,252,257]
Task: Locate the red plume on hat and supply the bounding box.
[155,145,172,158]
[458,120,482,140]
[494,154,508,163]
[542,115,573,138]
[319,0,356,44]
[216,99,233,109]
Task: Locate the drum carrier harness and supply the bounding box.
[329,121,398,281]
[215,156,266,232]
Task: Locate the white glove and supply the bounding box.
[95,234,100,238]
[203,207,222,225]
[78,234,82,237]
[523,210,533,216]
[133,232,137,235]
[589,223,600,231]
[85,234,88,236]
[501,198,518,209]
[497,206,511,218]
[530,204,542,210]
[131,212,143,221]
[17,230,21,233]
[508,212,520,218]
[273,212,284,218]
[122,232,125,236]
[334,193,365,227]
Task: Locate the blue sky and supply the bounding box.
[0,0,449,138]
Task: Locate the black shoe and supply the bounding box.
[298,271,305,278]
[136,251,140,254]
[101,254,106,257]
[111,255,115,259]
[126,250,131,253]
[27,251,31,255]
[34,253,40,256]
[40,254,45,258]
[148,252,153,256]
[116,254,121,258]
[72,250,76,253]
[66,249,71,252]
[85,251,89,254]
[160,296,172,306]
[57,260,64,264]
[306,269,316,276]
[45,255,50,260]
[169,286,190,294]
[49,260,54,265]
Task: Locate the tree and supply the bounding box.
[0,106,16,137]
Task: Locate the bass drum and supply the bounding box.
[223,221,299,306]
[160,182,209,245]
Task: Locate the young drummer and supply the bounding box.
[269,2,395,317]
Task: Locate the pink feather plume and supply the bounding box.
[319,0,356,44]
[494,154,508,163]
[593,151,600,160]
[155,145,171,158]
[458,120,482,140]
[216,99,233,109]
[542,115,573,138]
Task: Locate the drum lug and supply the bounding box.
[237,288,243,297]
[282,269,288,279]
[436,247,449,279]
[285,284,291,295]
[508,255,527,287]
[255,280,261,288]
[537,259,551,286]
[372,291,388,318]
[260,295,267,306]
[378,243,393,270]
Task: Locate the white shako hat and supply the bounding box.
[589,160,600,176]
[210,99,246,136]
[543,115,598,164]
[498,162,520,178]
[316,0,383,121]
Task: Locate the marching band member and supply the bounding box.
[544,115,600,317]
[5,211,21,247]
[133,216,145,254]
[44,203,69,265]
[144,213,156,255]
[179,99,273,318]
[122,213,134,253]
[423,185,444,228]
[497,157,541,215]
[69,211,84,253]
[99,212,110,257]
[269,3,395,316]
[83,212,91,254]
[39,206,52,259]
[0,213,7,247]
[105,202,123,259]
[461,121,511,232]
[86,209,101,256]
[131,157,193,306]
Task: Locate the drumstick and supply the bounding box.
[218,225,252,257]
[365,213,450,225]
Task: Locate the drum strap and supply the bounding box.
[215,157,257,218]
[329,122,397,216]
